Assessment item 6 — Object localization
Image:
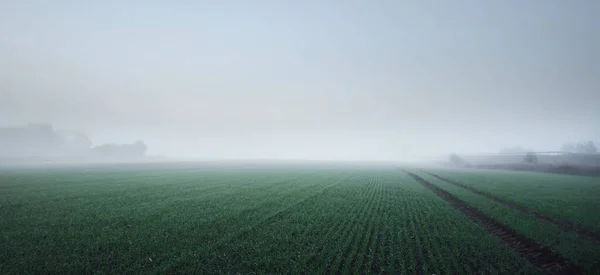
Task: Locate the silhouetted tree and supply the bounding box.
[449,153,466,166]
[524,152,538,164]
[133,140,147,156]
[583,141,597,154]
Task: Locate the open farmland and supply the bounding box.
[1,163,599,274]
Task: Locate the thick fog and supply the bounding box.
[1,1,598,161]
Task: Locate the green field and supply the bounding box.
[424,168,600,231]
[1,163,599,274]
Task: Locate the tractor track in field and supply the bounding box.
[403,170,583,275]
[425,172,600,243]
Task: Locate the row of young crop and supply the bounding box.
[415,171,600,273]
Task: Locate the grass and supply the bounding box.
[416,171,600,272]
[0,163,541,274]
[427,168,600,231]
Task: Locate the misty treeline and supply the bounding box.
[447,141,600,176]
[561,141,597,154]
[0,123,147,158]
[499,146,534,154]
[499,142,598,155]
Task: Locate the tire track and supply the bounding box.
[425,172,600,243]
[404,170,583,275]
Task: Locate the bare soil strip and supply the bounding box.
[404,170,583,275]
[426,172,600,243]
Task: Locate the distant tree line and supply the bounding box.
[0,123,147,158]
[499,141,598,156]
[90,141,147,158]
[499,146,534,154]
[561,141,597,154]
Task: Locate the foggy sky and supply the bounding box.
[1,1,599,160]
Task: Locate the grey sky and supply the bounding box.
[1,1,598,160]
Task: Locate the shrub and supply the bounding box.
[449,154,467,167]
[524,152,538,164]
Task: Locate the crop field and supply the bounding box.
[1,163,599,274]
